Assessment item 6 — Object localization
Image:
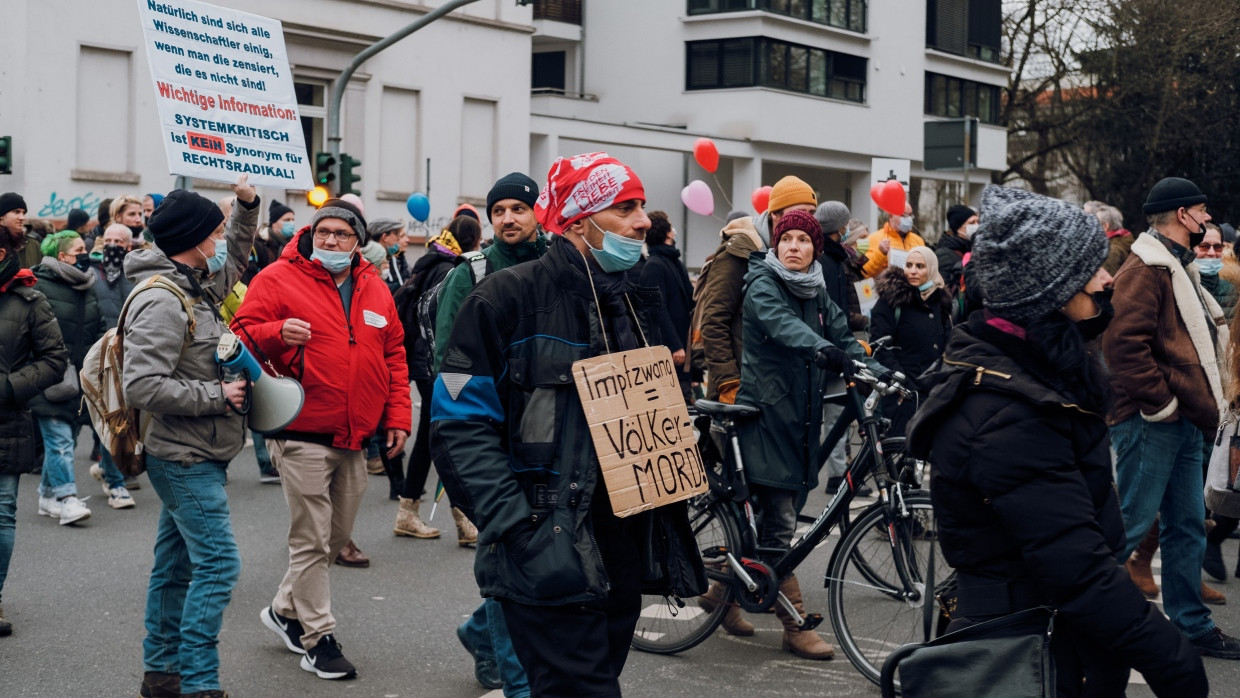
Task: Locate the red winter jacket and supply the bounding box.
[231,227,412,450]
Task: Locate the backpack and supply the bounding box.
[79,275,196,477]
[416,250,488,361]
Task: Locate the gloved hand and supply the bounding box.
[814,345,852,375]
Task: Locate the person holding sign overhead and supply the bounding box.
[734,209,877,660]
[430,153,706,698]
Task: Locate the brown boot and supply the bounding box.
[334,539,370,568]
[1203,581,1227,605]
[773,575,834,660]
[1126,521,1160,599]
[698,582,755,636]
[393,497,440,538]
[452,507,478,547]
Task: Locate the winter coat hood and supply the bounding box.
[719,215,767,259]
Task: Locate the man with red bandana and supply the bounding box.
[430,153,706,697]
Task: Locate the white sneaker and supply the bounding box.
[107,486,136,510]
[58,496,91,525]
[89,463,105,482]
[37,496,61,518]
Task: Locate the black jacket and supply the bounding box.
[818,238,869,332]
[639,244,694,354]
[869,267,952,384]
[0,277,69,475]
[906,315,1207,698]
[429,240,707,605]
[398,247,458,382]
[934,232,970,293]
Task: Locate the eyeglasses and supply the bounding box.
[1197,243,1224,252]
[313,230,357,241]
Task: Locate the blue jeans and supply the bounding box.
[0,474,18,602]
[1111,414,1214,640]
[143,456,241,693]
[97,440,126,489]
[252,430,275,474]
[37,417,78,499]
[460,598,529,697]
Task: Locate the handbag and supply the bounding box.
[43,366,81,402]
[1205,410,1240,518]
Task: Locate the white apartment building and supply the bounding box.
[2,1,1007,265]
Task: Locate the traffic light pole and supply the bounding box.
[326,0,481,180]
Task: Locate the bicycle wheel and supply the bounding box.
[827,493,952,688]
[631,496,741,654]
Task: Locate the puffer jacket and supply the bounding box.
[0,270,69,475]
[28,259,107,424]
[735,253,871,491]
[697,214,769,399]
[907,314,1207,698]
[122,196,258,465]
[869,267,952,383]
[428,239,707,606]
[231,226,412,450]
[860,222,925,279]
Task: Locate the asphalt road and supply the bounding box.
[2,426,1240,697]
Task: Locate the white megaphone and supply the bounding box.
[216,332,305,434]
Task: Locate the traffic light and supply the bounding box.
[314,151,336,191]
[339,153,362,197]
[0,136,11,175]
[307,186,330,208]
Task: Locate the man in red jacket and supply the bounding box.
[231,199,412,680]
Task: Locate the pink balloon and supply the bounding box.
[681,180,715,217]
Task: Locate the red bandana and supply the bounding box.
[534,152,645,234]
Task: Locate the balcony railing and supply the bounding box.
[533,0,582,25]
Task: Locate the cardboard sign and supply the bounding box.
[136,0,312,189]
[573,346,708,518]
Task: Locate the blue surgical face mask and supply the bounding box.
[312,242,357,274]
[586,218,644,273]
[918,280,936,292]
[281,221,295,237]
[1198,258,1223,276]
[386,244,399,256]
[198,237,228,275]
[896,216,914,234]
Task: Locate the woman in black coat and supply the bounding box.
[0,235,69,636]
[869,245,951,436]
[906,185,1206,697]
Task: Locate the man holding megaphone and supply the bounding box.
[230,198,411,681]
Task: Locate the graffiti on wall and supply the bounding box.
[37,191,105,218]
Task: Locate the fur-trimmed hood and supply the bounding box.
[876,266,950,311]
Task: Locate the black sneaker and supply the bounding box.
[301,634,357,679]
[260,606,306,655]
[1192,627,1240,659]
[138,671,180,698]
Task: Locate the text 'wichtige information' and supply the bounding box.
[137,0,312,189]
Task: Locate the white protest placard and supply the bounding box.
[854,277,877,317]
[888,248,909,270]
[573,346,709,518]
[136,0,312,189]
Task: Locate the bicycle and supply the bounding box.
[631,360,955,688]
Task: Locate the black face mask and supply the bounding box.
[73,252,92,271]
[128,224,145,239]
[1185,211,1208,248]
[1075,288,1114,341]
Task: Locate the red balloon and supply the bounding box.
[869,179,906,217]
[751,185,772,214]
[693,138,720,174]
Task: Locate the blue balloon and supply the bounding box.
[406,192,430,222]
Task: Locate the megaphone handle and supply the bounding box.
[219,364,254,417]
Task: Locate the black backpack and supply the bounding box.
[404,250,489,365]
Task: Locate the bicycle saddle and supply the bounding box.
[693,400,760,419]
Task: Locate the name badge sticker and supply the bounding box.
[363,310,387,328]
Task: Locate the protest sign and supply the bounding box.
[573,346,708,518]
[888,248,909,270]
[854,277,877,317]
[136,0,312,189]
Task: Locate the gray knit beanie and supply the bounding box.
[814,201,851,235]
[972,185,1107,324]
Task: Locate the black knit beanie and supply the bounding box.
[0,193,27,219]
[147,189,225,256]
[65,208,90,231]
[973,185,1107,324]
[946,204,975,233]
[1142,177,1208,215]
[269,200,294,227]
[486,172,539,219]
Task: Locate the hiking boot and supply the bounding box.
[366,456,385,475]
[180,691,229,697]
[456,623,502,689]
[394,497,439,538]
[774,575,834,660]
[1203,582,1227,606]
[1191,627,1240,659]
[107,486,136,510]
[1205,542,1228,583]
[698,581,755,636]
[37,496,61,518]
[452,507,478,547]
[58,496,91,525]
[260,606,306,655]
[301,634,357,680]
[0,604,11,637]
[334,540,370,568]
[137,671,180,698]
[1125,522,1160,599]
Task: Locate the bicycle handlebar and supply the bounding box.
[849,360,915,400]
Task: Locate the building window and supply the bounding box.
[532,0,582,25]
[295,81,326,165]
[687,37,866,102]
[925,72,1001,124]
[687,0,866,33]
[532,51,567,92]
[77,46,132,173]
[926,0,1001,64]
